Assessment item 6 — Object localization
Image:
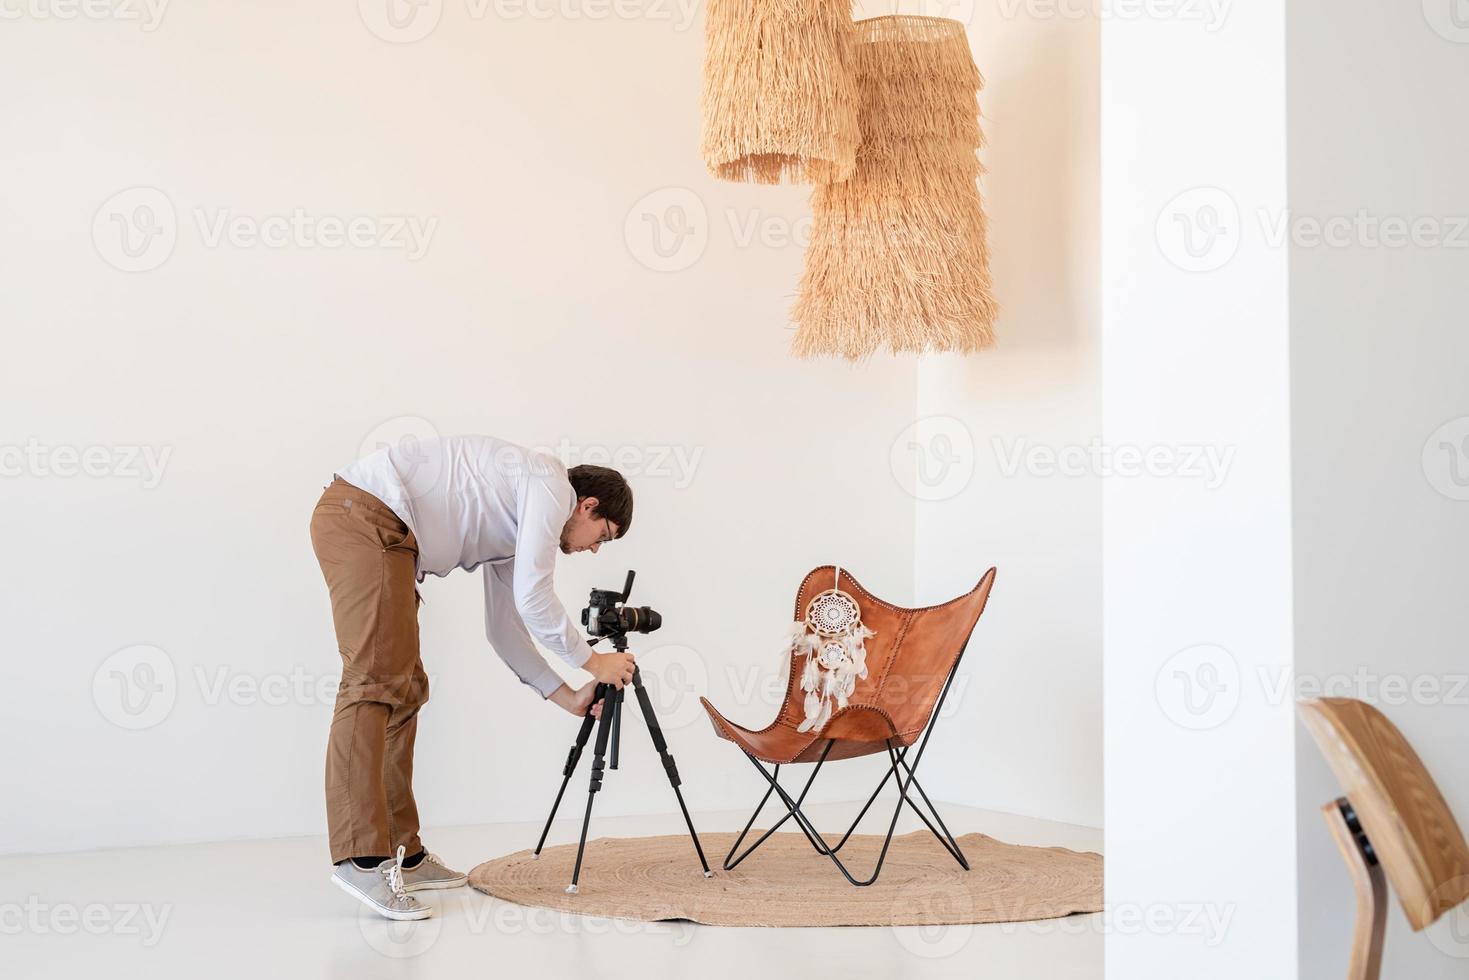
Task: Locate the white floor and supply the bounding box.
[2,803,1102,979]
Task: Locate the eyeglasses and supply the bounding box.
[600,518,614,545]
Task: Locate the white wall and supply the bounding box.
[1288,2,1469,975]
[906,5,1102,829]
[1101,1,1299,977]
[0,3,924,854]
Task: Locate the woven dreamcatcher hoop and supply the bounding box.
[787,567,873,732]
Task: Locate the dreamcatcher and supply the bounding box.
[786,567,873,733]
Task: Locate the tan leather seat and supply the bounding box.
[701,565,996,764]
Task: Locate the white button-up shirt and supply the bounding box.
[337,434,593,697]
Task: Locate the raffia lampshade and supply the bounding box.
[701,0,861,184]
[793,15,997,359]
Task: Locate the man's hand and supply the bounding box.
[549,682,606,718]
[587,650,636,689]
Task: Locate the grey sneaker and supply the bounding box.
[332,845,433,920]
[402,852,468,892]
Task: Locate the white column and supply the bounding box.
[1101,2,1297,976]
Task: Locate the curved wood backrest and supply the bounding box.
[777,566,997,741]
[1299,697,1469,930]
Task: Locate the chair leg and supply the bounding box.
[1323,797,1386,980]
[739,737,928,887]
[887,750,969,868]
[724,744,834,870]
[726,658,971,886]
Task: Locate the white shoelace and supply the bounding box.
[380,845,410,902]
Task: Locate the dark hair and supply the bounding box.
[567,464,632,537]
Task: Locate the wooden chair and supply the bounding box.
[699,565,997,886]
[1298,697,1469,979]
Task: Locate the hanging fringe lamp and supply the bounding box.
[792,15,997,359]
[701,0,861,185]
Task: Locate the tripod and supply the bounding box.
[532,632,712,894]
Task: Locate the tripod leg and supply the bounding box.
[629,667,712,877]
[609,688,623,770]
[533,686,606,858]
[567,685,619,894]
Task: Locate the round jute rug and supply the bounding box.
[469,831,1102,927]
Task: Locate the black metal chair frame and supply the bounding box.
[719,655,969,887]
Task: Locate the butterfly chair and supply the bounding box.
[1298,697,1469,980]
[699,565,997,887]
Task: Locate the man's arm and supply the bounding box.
[510,477,598,671]
[482,560,571,698]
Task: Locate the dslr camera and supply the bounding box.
[580,570,661,650]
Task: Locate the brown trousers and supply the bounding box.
[310,478,429,864]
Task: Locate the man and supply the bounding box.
[309,434,637,920]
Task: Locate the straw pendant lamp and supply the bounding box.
[701,0,861,184]
[793,15,997,359]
